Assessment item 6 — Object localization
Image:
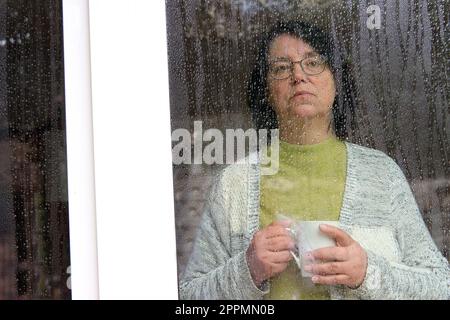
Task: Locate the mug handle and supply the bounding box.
[290,250,301,269]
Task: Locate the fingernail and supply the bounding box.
[311,276,319,282]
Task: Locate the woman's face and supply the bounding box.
[267,34,336,123]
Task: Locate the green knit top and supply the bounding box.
[260,136,347,299]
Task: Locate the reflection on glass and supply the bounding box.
[0,0,70,299]
[167,0,449,300]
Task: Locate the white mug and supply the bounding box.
[290,221,339,277]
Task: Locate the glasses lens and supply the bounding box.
[302,56,326,75]
[269,62,291,79]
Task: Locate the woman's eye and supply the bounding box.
[273,64,290,72]
[305,59,320,67]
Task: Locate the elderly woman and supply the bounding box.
[179,21,450,300]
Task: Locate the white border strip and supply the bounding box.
[89,0,177,299]
[62,0,99,300]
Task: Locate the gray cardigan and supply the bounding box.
[179,142,450,299]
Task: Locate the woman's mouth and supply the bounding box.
[291,91,314,101]
[293,91,314,98]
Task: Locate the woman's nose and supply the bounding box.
[292,62,308,83]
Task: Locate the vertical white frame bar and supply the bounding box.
[62,0,99,300]
[89,0,178,299]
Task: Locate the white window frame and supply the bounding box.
[63,0,177,299]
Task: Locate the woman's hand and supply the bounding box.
[304,224,368,289]
[246,220,296,287]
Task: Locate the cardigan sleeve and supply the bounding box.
[352,158,450,299]
[179,170,268,300]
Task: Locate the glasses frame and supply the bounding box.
[268,55,328,80]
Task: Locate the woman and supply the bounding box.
[179,21,450,300]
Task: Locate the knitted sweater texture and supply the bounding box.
[180,143,450,299]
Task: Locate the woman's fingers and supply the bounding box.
[311,246,348,262]
[304,261,350,275]
[311,274,351,286]
[270,250,293,264]
[307,243,368,288]
[266,236,296,251]
[265,225,291,239]
[268,261,291,275]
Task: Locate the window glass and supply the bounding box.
[167,0,449,299]
[0,0,70,299]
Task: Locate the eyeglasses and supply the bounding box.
[268,55,328,80]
